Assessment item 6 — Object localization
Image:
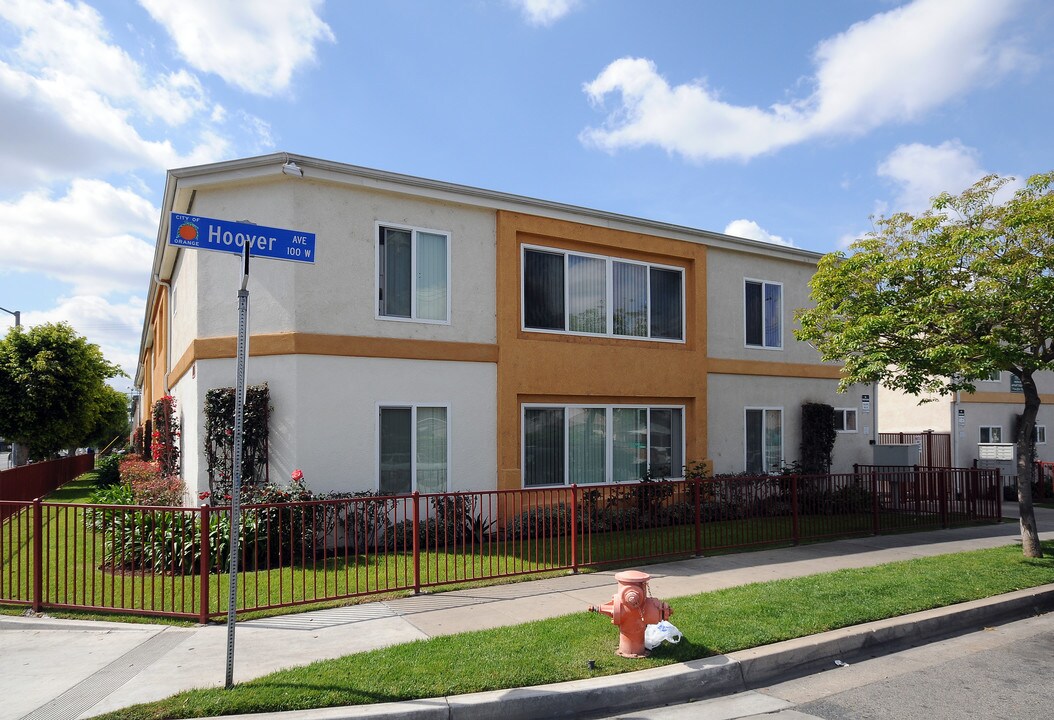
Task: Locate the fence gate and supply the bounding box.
[878,431,952,468]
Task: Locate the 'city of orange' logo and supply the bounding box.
[177,222,198,241]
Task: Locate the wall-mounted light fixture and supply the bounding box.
[282,161,303,177]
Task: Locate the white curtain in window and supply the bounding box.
[765,409,782,473]
[416,232,448,321]
[649,408,683,478]
[612,408,648,481]
[568,255,607,334]
[416,407,447,493]
[613,262,648,337]
[569,407,606,484]
[764,283,781,347]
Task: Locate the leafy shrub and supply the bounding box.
[118,459,185,505]
[95,452,124,488]
[85,483,135,532]
[504,503,573,540]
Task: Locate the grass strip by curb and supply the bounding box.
[94,540,1054,720]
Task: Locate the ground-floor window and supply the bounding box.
[1036,426,1047,445]
[378,405,448,494]
[522,405,684,487]
[979,426,1002,444]
[745,407,782,474]
[833,408,858,433]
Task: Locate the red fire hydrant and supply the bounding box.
[590,570,672,658]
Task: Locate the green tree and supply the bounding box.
[86,384,131,452]
[0,322,124,460]
[796,173,1054,558]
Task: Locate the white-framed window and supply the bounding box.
[1034,426,1047,445]
[980,370,1001,382]
[745,279,782,349]
[378,404,449,494]
[377,223,450,323]
[521,246,685,342]
[833,408,858,433]
[745,407,783,474]
[979,426,1002,444]
[522,404,685,487]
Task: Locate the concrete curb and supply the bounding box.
[205,583,1054,720]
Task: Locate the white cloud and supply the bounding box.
[724,219,794,247]
[139,0,335,96]
[511,0,581,26]
[0,0,241,188]
[877,140,1022,213]
[581,0,1024,162]
[0,179,157,295]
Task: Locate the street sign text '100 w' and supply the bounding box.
[168,213,316,263]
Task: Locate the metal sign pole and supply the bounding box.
[225,240,251,689]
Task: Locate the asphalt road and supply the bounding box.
[599,612,1054,720]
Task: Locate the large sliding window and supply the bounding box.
[378,224,449,322]
[522,246,684,341]
[523,405,684,487]
[745,279,782,349]
[745,407,782,475]
[378,405,449,494]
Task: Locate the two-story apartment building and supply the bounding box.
[135,153,872,498]
[878,370,1054,471]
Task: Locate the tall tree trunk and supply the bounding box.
[1015,371,1043,558]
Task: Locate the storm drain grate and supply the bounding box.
[19,629,191,720]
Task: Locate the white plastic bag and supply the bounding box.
[644,620,683,650]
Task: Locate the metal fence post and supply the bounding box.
[570,484,579,574]
[411,492,421,594]
[791,475,800,545]
[32,498,43,612]
[995,469,1003,523]
[199,504,211,624]
[939,471,948,528]
[871,470,880,535]
[693,479,702,557]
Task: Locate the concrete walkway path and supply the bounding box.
[3,504,1053,720]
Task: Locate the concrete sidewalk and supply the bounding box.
[3,504,1053,720]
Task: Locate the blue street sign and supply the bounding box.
[168,213,316,264]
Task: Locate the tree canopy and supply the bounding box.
[0,322,125,460]
[796,172,1054,557]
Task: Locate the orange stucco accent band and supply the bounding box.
[707,358,843,380]
[495,211,710,491]
[168,333,498,386]
[959,392,1054,404]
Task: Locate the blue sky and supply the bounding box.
[0,0,1051,388]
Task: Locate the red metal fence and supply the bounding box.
[0,454,94,521]
[0,468,1001,621]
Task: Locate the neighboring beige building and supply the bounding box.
[135,152,874,499]
[878,371,1054,471]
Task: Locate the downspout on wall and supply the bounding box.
[153,275,173,396]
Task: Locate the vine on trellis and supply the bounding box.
[203,384,270,501]
[151,395,180,477]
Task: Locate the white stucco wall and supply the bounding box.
[187,355,497,496]
[183,178,496,344]
[706,246,832,366]
[170,364,199,504]
[707,374,874,475]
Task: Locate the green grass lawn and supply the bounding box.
[92,540,1054,720]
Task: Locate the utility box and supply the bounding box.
[873,443,919,467]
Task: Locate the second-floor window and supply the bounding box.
[378,224,449,322]
[745,279,782,349]
[522,246,684,341]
